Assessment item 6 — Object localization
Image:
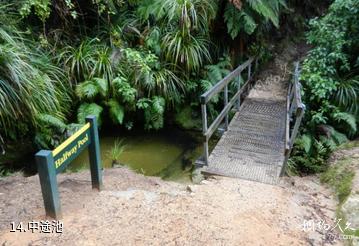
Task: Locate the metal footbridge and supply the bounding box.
[196,58,305,185]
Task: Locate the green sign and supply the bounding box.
[36,116,102,219]
[53,122,91,173]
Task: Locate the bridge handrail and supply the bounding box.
[282,62,305,175]
[200,57,255,104]
[197,57,257,166]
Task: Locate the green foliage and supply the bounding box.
[119,48,184,104]
[334,77,359,115]
[137,96,165,130]
[291,137,330,173]
[107,138,126,165]
[320,159,355,203]
[34,114,68,149]
[302,0,359,104]
[37,114,67,130]
[77,103,103,126]
[162,30,211,72]
[332,112,357,133]
[138,0,217,72]
[202,57,232,86]
[58,39,113,84]
[146,0,217,32]
[107,99,125,124]
[292,0,359,174]
[20,0,51,23]
[76,78,108,100]
[112,77,137,104]
[1,0,297,176]
[0,28,70,144]
[224,4,257,39]
[224,0,286,39]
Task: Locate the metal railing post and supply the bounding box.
[201,103,209,165]
[224,85,229,130]
[237,73,241,111]
[281,62,305,176]
[289,107,305,148]
[248,63,252,80]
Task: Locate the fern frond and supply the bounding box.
[319,136,337,152]
[107,99,125,125]
[77,103,103,125]
[296,134,313,154]
[76,80,100,100]
[152,96,165,114]
[329,128,348,145]
[247,0,280,27]
[92,77,108,97]
[243,12,257,34]
[332,112,357,132]
[206,64,224,83]
[37,114,67,130]
[224,3,243,39]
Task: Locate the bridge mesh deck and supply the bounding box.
[202,98,287,185]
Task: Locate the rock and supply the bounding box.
[200,180,211,185]
[191,168,205,184]
[342,195,359,228]
[186,185,193,193]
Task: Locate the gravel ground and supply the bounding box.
[0,167,341,245]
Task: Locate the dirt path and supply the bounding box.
[0,167,341,245]
[248,41,297,101]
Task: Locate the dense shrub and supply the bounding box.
[291,0,359,173]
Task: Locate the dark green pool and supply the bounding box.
[69,128,202,182]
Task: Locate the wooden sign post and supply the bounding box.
[35,116,102,219]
